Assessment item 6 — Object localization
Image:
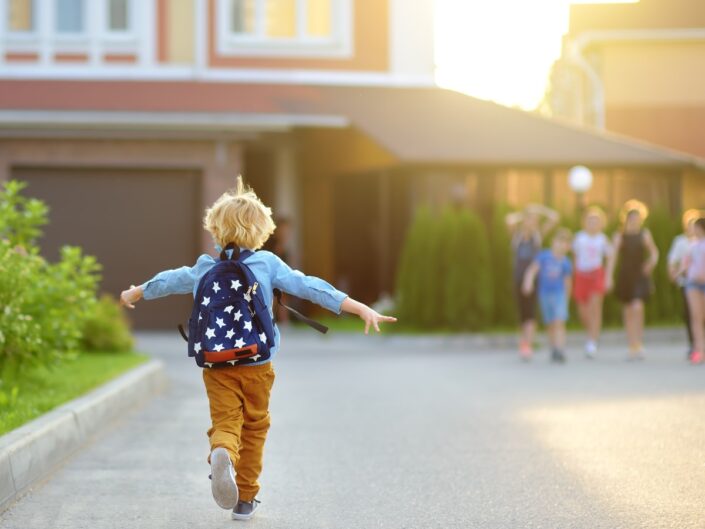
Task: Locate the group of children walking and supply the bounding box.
[508,200,705,364]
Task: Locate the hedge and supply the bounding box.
[395,202,689,332]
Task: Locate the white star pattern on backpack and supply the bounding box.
[212,282,221,293]
[234,338,246,349]
[259,332,267,344]
[225,329,235,340]
[205,327,216,339]
[233,310,242,322]
[213,343,224,352]
[194,342,202,353]
[231,279,242,291]
[201,296,210,307]
[215,317,225,329]
[243,320,252,331]
[224,305,234,314]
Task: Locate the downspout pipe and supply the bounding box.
[567,28,705,131]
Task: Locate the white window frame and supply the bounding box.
[216,0,353,58]
[0,0,150,66]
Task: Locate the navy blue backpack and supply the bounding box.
[178,243,327,368]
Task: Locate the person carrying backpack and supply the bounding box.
[119,177,396,520]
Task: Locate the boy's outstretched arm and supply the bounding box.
[340,297,397,335]
[119,255,215,309]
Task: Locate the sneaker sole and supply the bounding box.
[211,448,238,509]
[231,503,260,521]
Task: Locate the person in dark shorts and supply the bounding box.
[606,200,659,360]
[506,204,559,360]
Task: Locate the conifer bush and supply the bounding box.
[396,206,494,330]
[489,204,516,328]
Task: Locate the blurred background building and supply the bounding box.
[546,0,705,201]
[0,0,704,327]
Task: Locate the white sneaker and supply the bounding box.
[232,499,261,521]
[210,447,239,509]
[584,341,597,359]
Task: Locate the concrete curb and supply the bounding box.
[0,359,166,513]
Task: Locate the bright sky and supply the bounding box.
[434,0,639,110]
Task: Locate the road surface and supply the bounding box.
[2,331,704,529]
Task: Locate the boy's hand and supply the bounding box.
[340,297,397,334]
[359,306,398,335]
[120,285,143,309]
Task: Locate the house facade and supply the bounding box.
[1,0,703,328]
[546,0,705,205]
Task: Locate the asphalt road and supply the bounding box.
[2,331,704,529]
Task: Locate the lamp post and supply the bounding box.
[568,165,593,219]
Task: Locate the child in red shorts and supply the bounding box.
[572,207,612,358]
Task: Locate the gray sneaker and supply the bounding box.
[210,448,239,509]
[231,499,261,521]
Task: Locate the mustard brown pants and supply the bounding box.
[202,362,275,501]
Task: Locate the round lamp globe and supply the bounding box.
[568,165,593,193]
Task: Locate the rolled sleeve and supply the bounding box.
[142,254,215,300]
[271,255,348,314]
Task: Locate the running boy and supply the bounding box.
[522,228,573,363]
[572,207,612,359]
[119,177,396,520]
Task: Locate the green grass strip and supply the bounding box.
[0,352,148,436]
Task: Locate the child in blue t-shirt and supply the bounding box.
[522,228,573,363]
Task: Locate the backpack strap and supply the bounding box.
[274,288,329,334]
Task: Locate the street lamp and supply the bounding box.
[568,165,593,217]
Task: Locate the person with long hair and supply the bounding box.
[667,209,702,360]
[606,200,659,360]
[506,204,559,360]
[681,217,705,365]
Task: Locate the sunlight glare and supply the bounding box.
[435,0,640,110]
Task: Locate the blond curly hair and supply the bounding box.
[203,176,276,250]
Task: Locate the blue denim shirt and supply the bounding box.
[141,248,348,363]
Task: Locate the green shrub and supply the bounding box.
[441,208,494,330]
[396,206,494,330]
[395,207,444,328]
[0,240,46,373]
[489,204,516,328]
[645,208,681,324]
[81,295,134,353]
[0,180,48,248]
[0,180,109,375]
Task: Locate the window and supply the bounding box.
[108,0,129,32]
[229,0,334,40]
[7,0,34,32]
[56,0,85,34]
[220,0,350,57]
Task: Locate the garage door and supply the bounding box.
[14,167,202,330]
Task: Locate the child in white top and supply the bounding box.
[572,207,612,358]
[683,217,705,364]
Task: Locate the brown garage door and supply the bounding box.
[14,166,202,330]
